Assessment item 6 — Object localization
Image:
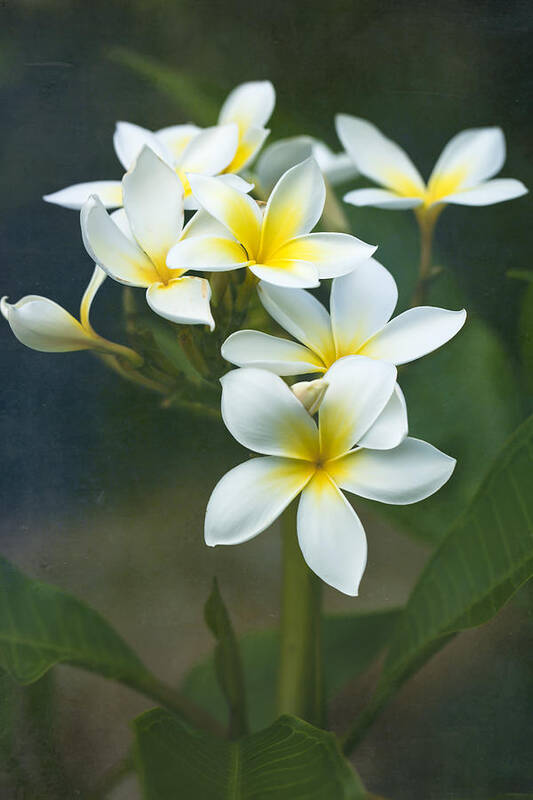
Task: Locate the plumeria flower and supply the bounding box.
[81,146,215,329]
[255,135,358,197]
[167,158,376,289]
[335,115,528,211]
[221,258,466,375]
[1,266,141,364]
[43,80,274,213]
[205,358,455,595]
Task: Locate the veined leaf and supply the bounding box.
[344,415,533,753]
[183,609,400,731]
[134,709,366,800]
[0,557,151,690]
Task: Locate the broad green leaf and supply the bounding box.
[183,609,400,731]
[0,557,152,691]
[344,415,533,752]
[204,579,248,737]
[134,709,366,800]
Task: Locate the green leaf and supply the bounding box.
[344,415,533,753]
[204,579,249,737]
[518,282,533,402]
[183,609,400,731]
[0,557,152,690]
[134,709,366,800]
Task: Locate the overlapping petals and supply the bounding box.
[205,357,455,595]
[168,158,376,289]
[335,115,527,210]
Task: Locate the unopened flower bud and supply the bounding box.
[291,378,328,415]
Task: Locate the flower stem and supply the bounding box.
[411,209,438,306]
[277,500,324,726]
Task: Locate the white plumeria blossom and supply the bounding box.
[1,266,141,363]
[335,115,528,210]
[167,157,376,289]
[222,258,466,375]
[80,146,215,329]
[255,135,358,196]
[205,358,455,595]
[43,80,273,212]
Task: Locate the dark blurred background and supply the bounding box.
[0,1,532,798]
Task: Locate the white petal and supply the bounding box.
[81,196,158,287]
[215,174,255,193]
[297,471,367,596]
[272,232,376,279]
[330,258,398,356]
[257,281,335,365]
[260,157,325,258]
[179,123,239,175]
[357,384,408,451]
[110,208,136,242]
[428,127,506,195]
[122,147,184,268]
[226,126,270,173]
[155,124,201,161]
[439,178,528,206]
[220,368,319,460]
[146,276,214,329]
[167,235,248,272]
[319,355,397,460]
[79,266,107,330]
[335,115,425,196]
[205,456,313,546]
[1,294,94,352]
[221,330,325,375]
[188,173,262,256]
[312,141,359,186]
[343,188,423,209]
[113,121,173,170]
[250,260,320,289]
[179,207,234,241]
[255,136,315,195]
[219,80,275,131]
[360,306,467,365]
[43,181,123,210]
[328,437,456,505]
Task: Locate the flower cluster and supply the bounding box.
[3,80,527,595]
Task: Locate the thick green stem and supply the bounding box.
[411,209,439,306]
[277,501,324,726]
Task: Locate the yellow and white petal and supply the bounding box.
[183,174,254,211]
[359,306,467,366]
[343,188,423,209]
[220,367,319,460]
[260,158,325,258]
[225,126,270,173]
[218,80,275,131]
[327,437,456,505]
[319,355,397,460]
[81,196,158,287]
[330,258,398,357]
[356,384,408,451]
[113,121,173,171]
[335,115,425,196]
[257,281,335,365]
[255,136,315,195]
[79,266,107,332]
[110,208,136,241]
[167,235,249,272]
[272,232,376,279]
[297,471,367,596]
[250,260,320,289]
[221,330,325,376]
[188,174,262,256]
[438,178,528,206]
[1,294,95,352]
[155,124,201,161]
[312,141,359,186]
[427,127,506,201]
[146,276,214,329]
[179,208,235,241]
[179,123,239,176]
[43,181,123,210]
[122,146,184,268]
[205,456,313,546]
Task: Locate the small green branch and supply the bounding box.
[137,675,226,739]
[277,501,324,727]
[411,208,440,306]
